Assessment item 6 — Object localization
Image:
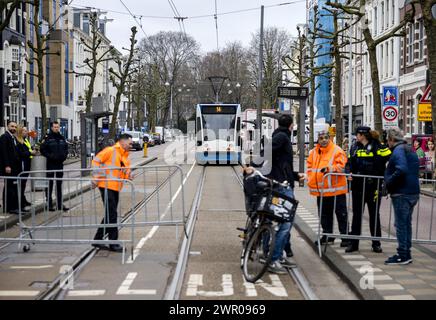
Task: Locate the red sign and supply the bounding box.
[421,85,432,103]
[383,106,398,121]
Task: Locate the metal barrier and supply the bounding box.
[0,165,187,263]
[316,172,436,257]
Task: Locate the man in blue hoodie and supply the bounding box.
[384,127,420,265]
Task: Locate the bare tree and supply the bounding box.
[249,27,293,109]
[69,12,115,113]
[139,31,200,126]
[26,0,60,136]
[326,0,415,134]
[108,26,138,139]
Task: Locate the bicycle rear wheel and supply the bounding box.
[243,223,275,283]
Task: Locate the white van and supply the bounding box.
[124,131,144,151]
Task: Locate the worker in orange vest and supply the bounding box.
[306,129,349,248]
[91,133,132,252]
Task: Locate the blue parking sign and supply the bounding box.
[383,87,398,106]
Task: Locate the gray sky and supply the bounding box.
[71,0,307,53]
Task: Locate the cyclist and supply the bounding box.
[264,114,305,274]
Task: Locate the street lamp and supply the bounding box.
[165,81,173,129]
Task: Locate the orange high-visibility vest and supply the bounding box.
[92,142,131,192]
[306,141,348,197]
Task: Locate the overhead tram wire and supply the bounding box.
[73,0,305,21]
[119,0,147,37]
[167,0,189,42]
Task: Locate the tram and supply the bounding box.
[195,104,242,165]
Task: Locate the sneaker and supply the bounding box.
[109,244,124,253]
[345,244,359,253]
[384,254,412,265]
[267,261,288,274]
[280,257,297,269]
[314,236,335,246]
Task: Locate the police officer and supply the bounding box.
[346,126,391,253]
[40,122,69,212]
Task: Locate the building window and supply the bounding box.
[386,0,389,29]
[381,2,384,32]
[407,24,414,64]
[12,48,19,61]
[418,19,424,60]
[30,51,34,93]
[65,43,70,105]
[10,97,19,123]
[374,7,378,36]
[385,42,389,78]
[53,0,56,24]
[392,0,395,26]
[391,39,394,76]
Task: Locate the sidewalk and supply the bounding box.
[293,186,436,300]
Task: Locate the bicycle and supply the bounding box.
[238,169,299,283]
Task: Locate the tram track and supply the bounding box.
[35,159,187,300]
[231,165,318,300]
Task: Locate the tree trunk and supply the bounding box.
[109,89,122,139]
[309,78,315,150]
[333,14,343,145]
[33,1,48,136]
[363,29,383,134]
[421,0,436,144]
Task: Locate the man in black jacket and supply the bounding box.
[0,121,25,214]
[266,114,304,274]
[40,122,69,211]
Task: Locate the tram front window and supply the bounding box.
[202,114,236,141]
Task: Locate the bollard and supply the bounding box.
[143,143,148,158]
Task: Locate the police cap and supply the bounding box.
[355,126,371,135]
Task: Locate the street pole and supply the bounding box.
[348,23,353,140]
[256,5,264,152]
[170,84,173,129]
[299,97,306,174]
[18,44,22,125]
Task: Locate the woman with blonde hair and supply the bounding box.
[16,126,36,207]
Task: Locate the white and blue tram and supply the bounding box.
[195,104,242,165]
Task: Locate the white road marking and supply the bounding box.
[375,284,404,291]
[242,276,258,297]
[186,274,234,297]
[255,275,288,297]
[342,255,366,260]
[116,272,157,295]
[384,295,416,300]
[10,265,53,270]
[348,260,373,266]
[373,275,393,281]
[0,290,40,297]
[67,290,106,297]
[127,162,196,263]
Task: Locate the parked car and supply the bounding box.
[124,131,144,151]
[152,133,162,145]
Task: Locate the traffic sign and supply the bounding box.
[418,103,432,122]
[383,107,398,121]
[420,85,431,103]
[277,86,308,99]
[383,87,398,106]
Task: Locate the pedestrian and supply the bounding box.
[265,114,305,274]
[425,139,435,178]
[306,129,349,247]
[413,138,426,172]
[384,127,420,265]
[15,126,37,208]
[342,137,350,156]
[91,133,133,252]
[345,127,391,253]
[40,121,69,212]
[0,121,25,214]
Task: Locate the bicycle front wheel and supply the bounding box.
[243,223,275,283]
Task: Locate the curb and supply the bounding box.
[2,157,158,231]
[293,215,385,300]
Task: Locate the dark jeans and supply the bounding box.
[316,194,348,238]
[94,188,120,241]
[350,184,382,247]
[46,171,64,209]
[271,187,294,262]
[392,194,419,259]
[2,177,19,212]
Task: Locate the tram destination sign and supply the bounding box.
[277,86,308,100]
